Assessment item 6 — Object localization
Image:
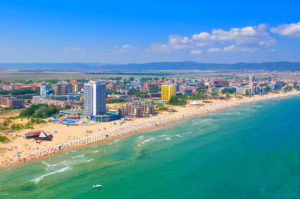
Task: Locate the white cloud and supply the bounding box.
[149,24,276,54]
[223,45,235,52]
[190,50,202,54]
[192,32,210,40]
[207,48,221,53]
[149,43,171,52]
[271,22,300,37]
[149,35,196,52]
[121,44,134,49]
[192,24,275,46]
[64,47,80,51]
[113,44,137,53]
[168,35,194,49]
[169,35,190,45]
[223,45,257,52]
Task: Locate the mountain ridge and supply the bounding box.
[0,61,299,71]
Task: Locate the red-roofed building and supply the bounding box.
[144,82,164,92]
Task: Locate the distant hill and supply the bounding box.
[104,61,300,71]
[0,61,300,71]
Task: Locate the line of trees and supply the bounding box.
[168,95,187,105]
[221,88,235,94]
[190,93,206,100]
[0,88,39,96]
[107,99,127,103]
[20,104,59,118]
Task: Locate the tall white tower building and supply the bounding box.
[84,81,106,116]
[249,75,256,82]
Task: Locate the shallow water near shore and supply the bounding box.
[0,96,299,199]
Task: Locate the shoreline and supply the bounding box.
[1,91,300,169]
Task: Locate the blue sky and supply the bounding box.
[0,0,300,63]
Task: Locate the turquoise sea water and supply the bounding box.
[0,96,299,199]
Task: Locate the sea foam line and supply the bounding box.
[137,137,155,147]
[31,166,71,184]
[71,154,85,159]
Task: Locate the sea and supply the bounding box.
[0,96,299,199]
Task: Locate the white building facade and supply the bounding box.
[84,81,106,116]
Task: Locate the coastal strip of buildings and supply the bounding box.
[0,76,299,120]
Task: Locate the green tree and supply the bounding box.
[197,86,206,93]
[112,90,121,95]
[222,88,235,94]
[168,95,187,106]
[2,119,10,126]
[20,104,59,118]
[107,99,126,103]
[140,77,153,82]
[0,135,8,142]
[0,88,38,96]
[284,86,292,91]
[150,87,161,93]
[44,79,58,84]
[190,93,206,100]
[226,93,231,99]
[211,91,218,97]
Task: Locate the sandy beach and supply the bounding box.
[1,91,299,168]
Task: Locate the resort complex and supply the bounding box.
[1,0,300,197]
[0,73,299,168]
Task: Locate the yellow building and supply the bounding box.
[161,85,176,101]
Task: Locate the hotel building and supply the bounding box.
[161,85,176,101]
[84,81,106,116]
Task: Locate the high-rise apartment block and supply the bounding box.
[249,75,256,82]
[53,82,72,95]
[40,84,52,96]
[84,81,106,116]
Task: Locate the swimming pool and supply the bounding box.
[52,120,78,124]
[154,101,166,104]
[63,120,78,124]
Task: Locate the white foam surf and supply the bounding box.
[71,154,85,159]
[31,166,71,184]
[137,137,155,147]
